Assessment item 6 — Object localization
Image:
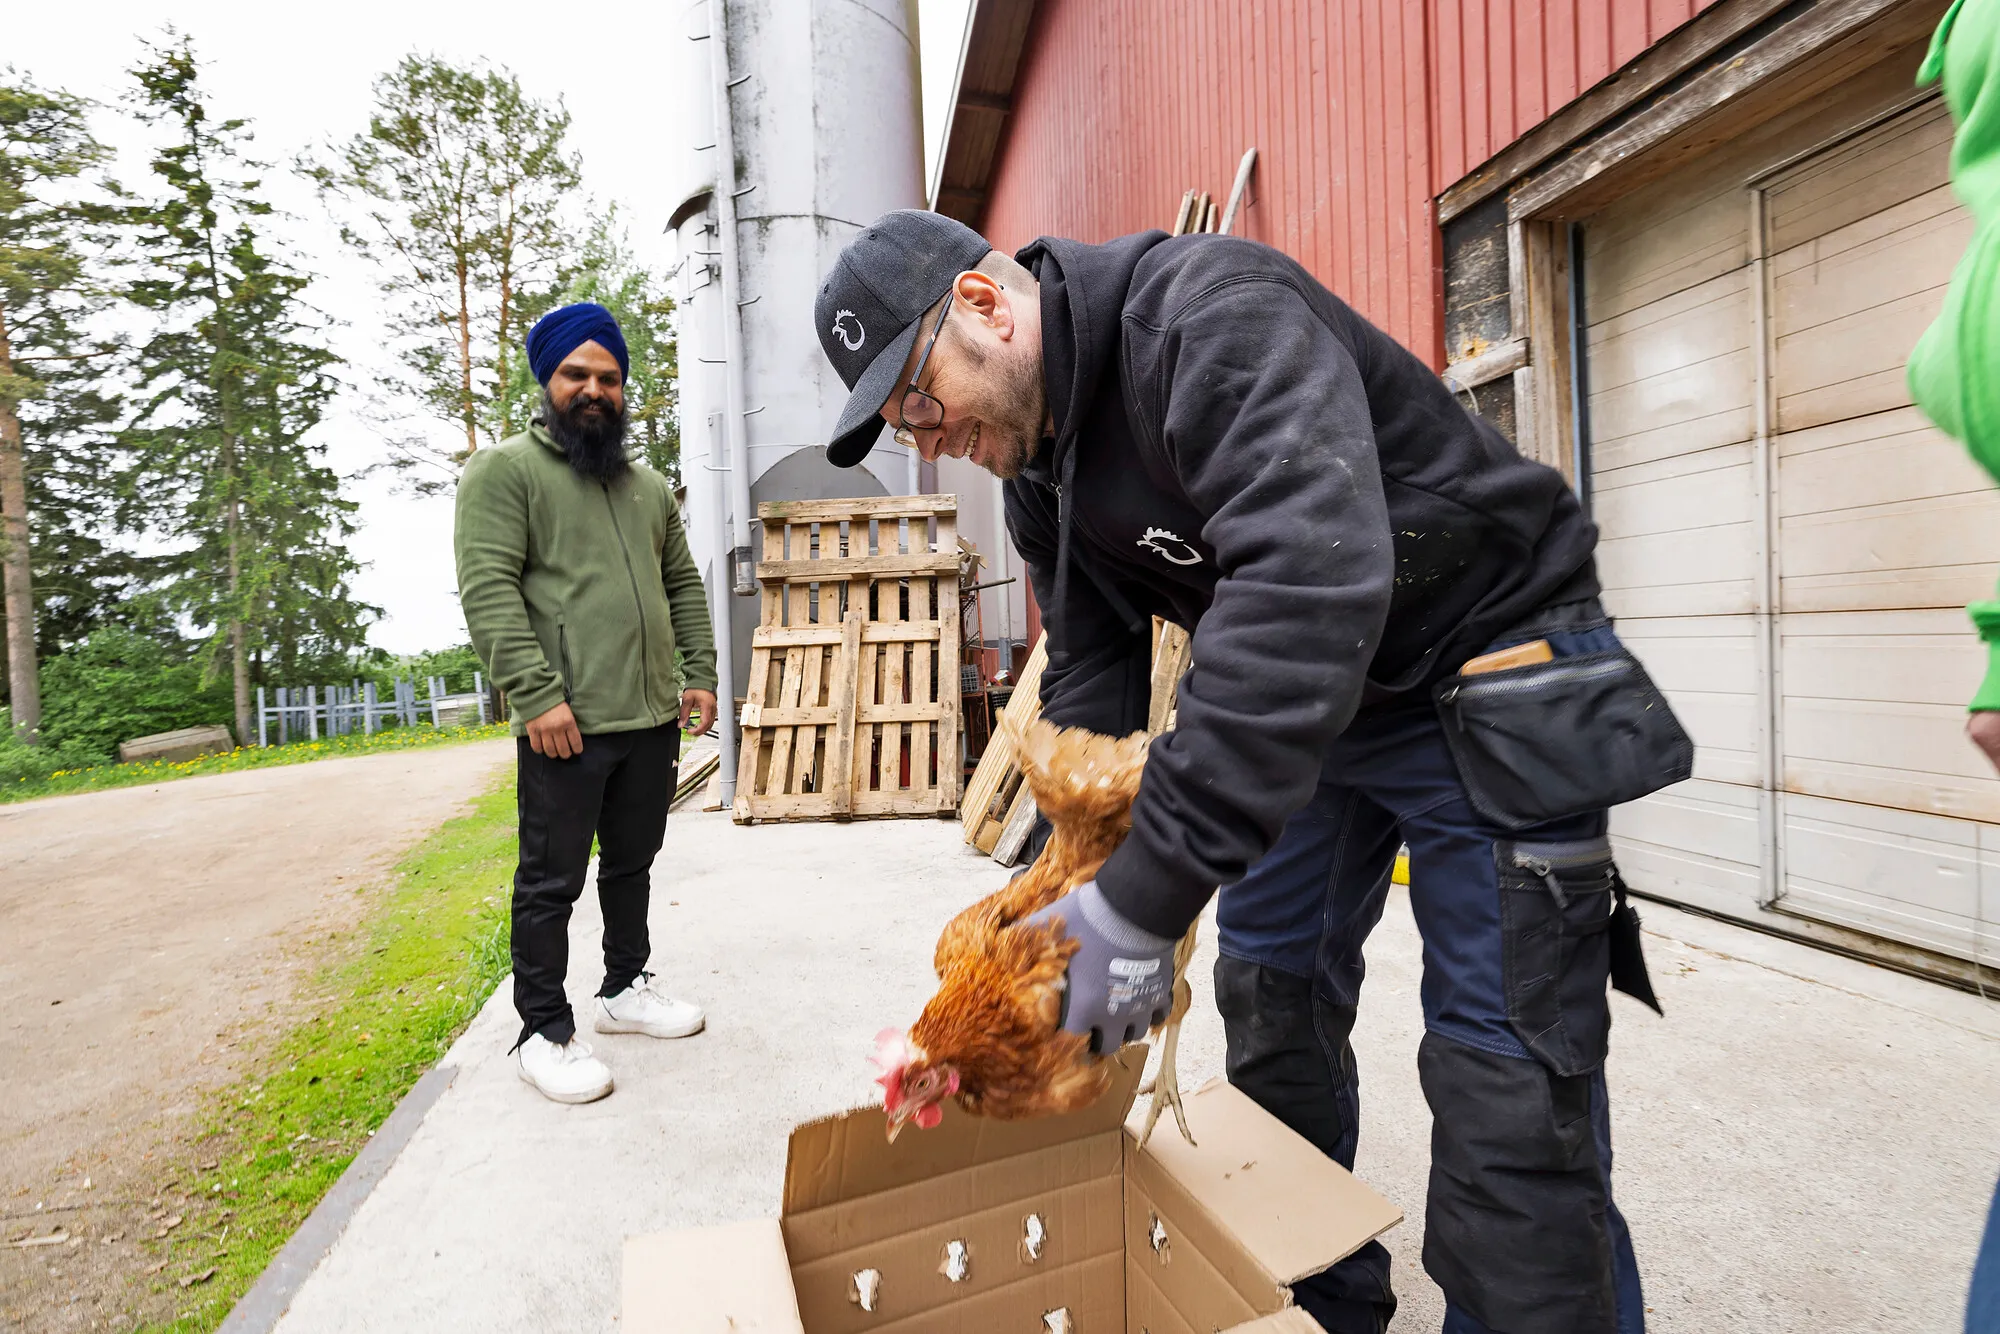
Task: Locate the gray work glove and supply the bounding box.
[1027,880,1176,1054]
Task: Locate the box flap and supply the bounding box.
[622,1219,805,1334]
[784,1047,1148,1214]
[1230,1310,1329,1333]
[1129,1078,1401,1286]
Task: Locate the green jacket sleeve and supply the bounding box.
[454,449,568,722]
[1907,0,2000,708]
[660,501,719,694]
[1971,596,2000,710]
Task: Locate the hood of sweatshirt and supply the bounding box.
[1911,0,2000,467]
[1014,231,1169,634]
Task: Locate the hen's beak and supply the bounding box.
[884,1106,916,1144]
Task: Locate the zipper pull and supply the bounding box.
[1439,685,1466,731]
[1515,853,1567,909]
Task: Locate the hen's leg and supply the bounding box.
[1138,920,1201,1147]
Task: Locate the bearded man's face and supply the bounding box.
[542,340,631,482]
[543,386,631,483]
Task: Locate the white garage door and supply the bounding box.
[1580,88,2000,969]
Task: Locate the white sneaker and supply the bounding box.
[517,1033,614,1104]
[594,972,706,1039]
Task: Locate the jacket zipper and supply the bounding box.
[558,623,574,700]
[600,484,657,721]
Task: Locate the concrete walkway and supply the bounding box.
[264,808,2000,1333]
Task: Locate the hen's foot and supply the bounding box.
[1136,997,1195,1148]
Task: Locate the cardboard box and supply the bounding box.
[624,1052,1400,1333]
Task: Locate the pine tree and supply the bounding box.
[304,57,580,491]
[0,73,133,743]
[123,35,374,744]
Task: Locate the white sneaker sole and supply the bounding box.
[517,1063,614,1104]
[593,1009,706,1040]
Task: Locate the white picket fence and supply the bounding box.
[255,675,493,747]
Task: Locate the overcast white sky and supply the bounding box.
[10,0,972,655]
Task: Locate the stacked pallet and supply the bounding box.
[732,495,963,824]
[957,636,1049,861]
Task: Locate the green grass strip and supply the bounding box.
[136,775,518,1331]
[1,723,512,805]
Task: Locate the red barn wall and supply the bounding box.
[1430,0,1726,185]
[978,0,1446,368]
[973,0,1725,372]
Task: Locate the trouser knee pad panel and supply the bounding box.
[1217,956,1395,1330]
[1215,955,1359,1159]
[1418,1033,1616,1334]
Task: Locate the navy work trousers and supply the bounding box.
[1216,613,1646,1334]
[511,723,681,1049]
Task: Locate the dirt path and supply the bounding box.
[0,740,513,1329]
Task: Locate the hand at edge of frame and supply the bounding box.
[526,701,583,759]
[1967,710,2000,777]
[681,689,719,738]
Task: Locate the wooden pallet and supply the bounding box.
[733,495,963,823]
[959,619,1192,863]
[959,634,1049,856]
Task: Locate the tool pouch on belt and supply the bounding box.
[1433,647,1693,831]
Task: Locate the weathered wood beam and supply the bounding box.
[1438,0,1797,223]
[1442,338,1530,392]
[1510,0,1923,222]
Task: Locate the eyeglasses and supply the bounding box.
[892,293,951,450]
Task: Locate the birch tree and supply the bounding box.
[304,57,579,491]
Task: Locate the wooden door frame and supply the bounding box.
[1496,0,1946,481]
[1468,0,2000,991]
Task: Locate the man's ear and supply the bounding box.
[953,270,1014,339]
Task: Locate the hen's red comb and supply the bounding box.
[870,1028,915,1109]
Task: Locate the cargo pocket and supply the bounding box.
[1498,836,1619,1078]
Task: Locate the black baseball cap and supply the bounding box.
[816,210,993,467]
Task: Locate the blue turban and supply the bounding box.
[526,302,630,385]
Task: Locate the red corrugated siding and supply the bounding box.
[1429,0,1724,184]
[979,0,1445,368]
[976,0,1726,370]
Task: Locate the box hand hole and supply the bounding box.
[940,1239,970,1283]
[848,1267,881,1312]
[1021,1213,1047,1263]
[1042,1308,1073,1333]
[1148,1212,1171,1264]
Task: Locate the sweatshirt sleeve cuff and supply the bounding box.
[1093,832,1215,940]
[507,679,568,724]
[1971,602,2000,712]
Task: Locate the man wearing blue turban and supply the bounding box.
[455,302,721,1104]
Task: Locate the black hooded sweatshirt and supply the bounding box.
[1004,230,1598,940]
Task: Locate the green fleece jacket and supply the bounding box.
[1910,0,2000,708]
[454,425,718,737]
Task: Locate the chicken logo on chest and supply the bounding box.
[1136,526,1204,567]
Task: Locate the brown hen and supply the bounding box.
[874,715,1197,1144]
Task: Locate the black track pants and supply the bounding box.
[510,724,680,1048]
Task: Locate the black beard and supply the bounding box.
[541,389,631,483]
